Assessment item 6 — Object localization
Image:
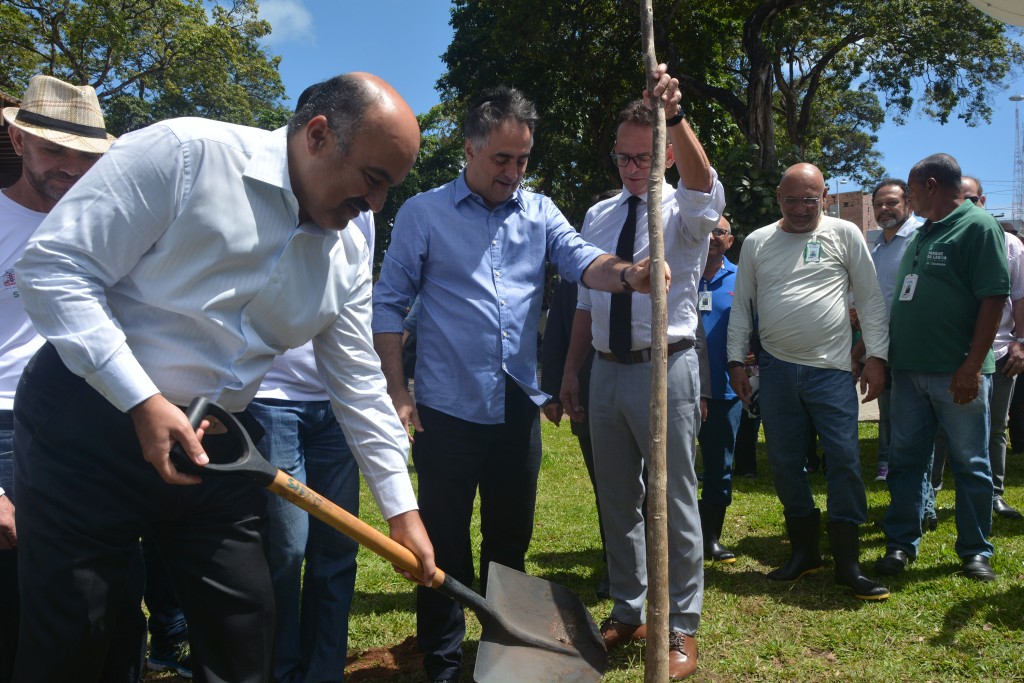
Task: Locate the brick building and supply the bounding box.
[826,190,876,234]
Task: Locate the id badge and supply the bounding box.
[898,274,918,301]
[698,291,712,311]
[804,241,821,263]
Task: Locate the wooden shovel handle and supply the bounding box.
[266,470,445,589]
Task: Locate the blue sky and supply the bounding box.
[259,0,1023,217]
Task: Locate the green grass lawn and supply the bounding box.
[142,419,1024,682]
[339,420,1024,682]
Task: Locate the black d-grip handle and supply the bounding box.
[169,397,278,486]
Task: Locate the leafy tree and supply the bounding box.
[437,0,1024,234]
[0,0,290,134]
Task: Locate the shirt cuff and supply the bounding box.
[84,344,160,412]
[368,471,419,521]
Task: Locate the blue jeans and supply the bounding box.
[877,384,892,467]
[758,352,867,524]
[248,398,360,683]
[885,371,993,559]
[697,397,742,507]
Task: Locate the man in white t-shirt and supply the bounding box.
[0,74,114,683]
[727,163,891,601]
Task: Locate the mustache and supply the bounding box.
[348,197,370,212]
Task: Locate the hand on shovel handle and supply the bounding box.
[267,471,442,588]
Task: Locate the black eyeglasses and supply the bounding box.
[711,228,730,237]
[965,195,980,204]
[781,197,822,208]
[609,152,654,169]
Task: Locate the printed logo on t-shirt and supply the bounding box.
[1,268,18,300]
[925,245,950,269]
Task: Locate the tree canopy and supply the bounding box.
[0,0,290,135]
[433,0,1024,233]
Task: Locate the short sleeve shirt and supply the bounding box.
[889,201,1010,374]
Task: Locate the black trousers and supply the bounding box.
[413,378,542,681]
[13,344,274,683]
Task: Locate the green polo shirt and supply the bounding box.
[889,201,1009,374]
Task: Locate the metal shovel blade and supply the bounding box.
[474,562,607,683]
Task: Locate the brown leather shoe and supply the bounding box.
[668,631,698,680]
[599,616,644,651]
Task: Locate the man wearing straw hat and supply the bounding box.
[1,74,117,683]
[12,72,435,682]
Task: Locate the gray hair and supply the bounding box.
[464,86,539,150]
[287,74,381,155]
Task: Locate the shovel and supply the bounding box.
[172,397,607,683]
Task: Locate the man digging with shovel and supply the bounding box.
[12,72,434,682]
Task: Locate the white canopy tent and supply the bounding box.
[967,0,1024,26]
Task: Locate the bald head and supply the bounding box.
[287,72,420,229]
[776,163,826,233]
[289,72,418,157]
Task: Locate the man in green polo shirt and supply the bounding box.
[877,153,1009,582]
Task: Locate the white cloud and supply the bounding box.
[259,0,315,45]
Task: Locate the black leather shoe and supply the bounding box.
[875,549,911,576]
[961,555,996,582]
[993,496,1023,520]
[923,515,938,532]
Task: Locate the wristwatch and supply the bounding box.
[666,111,686,127]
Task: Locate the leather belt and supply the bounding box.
[597,338,694,365]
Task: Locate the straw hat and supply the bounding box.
[2,75,115,154]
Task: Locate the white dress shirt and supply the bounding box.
[993,232,1024,360]
[577,172,725,351]
[16,118,415,518]
[256,212,375,402]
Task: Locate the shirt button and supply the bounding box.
[495,270,502,277]
[492,240,497,245]
[500,300,506,306]
[503,331,509,338]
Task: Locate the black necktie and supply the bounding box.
[609,195,640,362]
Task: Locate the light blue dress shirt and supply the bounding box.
[17,118,415,518]
[372,172,605,425]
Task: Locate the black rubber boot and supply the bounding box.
[827,521,890,601]
[699,500,736,563]
[767,508,824,581]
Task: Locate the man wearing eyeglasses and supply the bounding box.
[727,163,891,601]
[927,175,1024,524]
[878,155,1009,582]
[559,74,724,680]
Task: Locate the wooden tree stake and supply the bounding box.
[640,1,670,682]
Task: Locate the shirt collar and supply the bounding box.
[618,181,673,207]
[242,126,301,224]
[923,200,973,235]
[454,171,525,211]
[897,214,923,237]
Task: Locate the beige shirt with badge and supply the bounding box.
[727,214,889,371]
